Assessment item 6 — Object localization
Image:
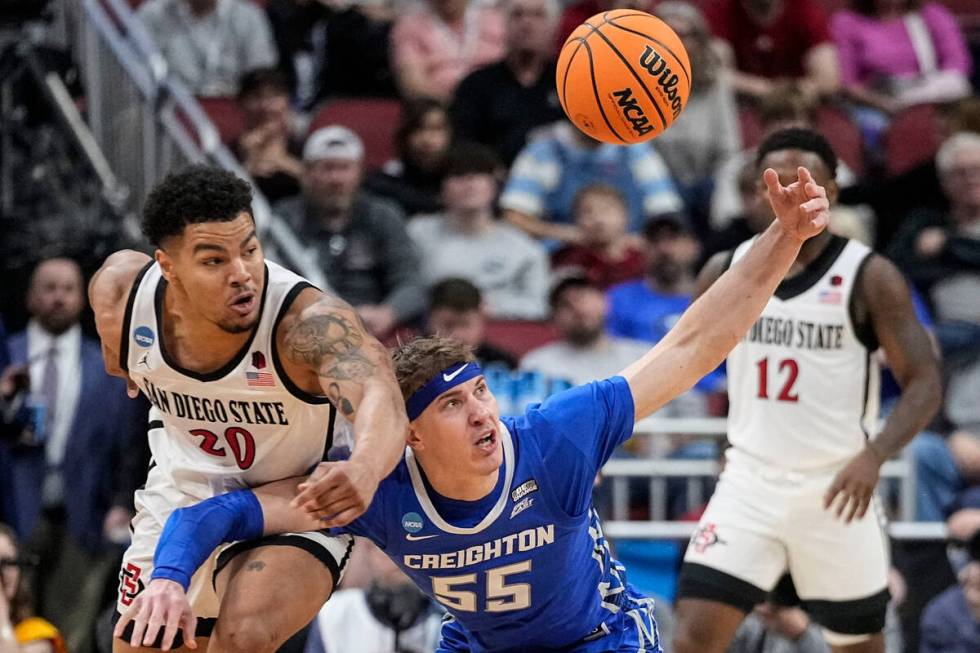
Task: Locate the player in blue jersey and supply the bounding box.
[115,166,832,652]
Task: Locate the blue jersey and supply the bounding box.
[337,377,660,652]
[607,281,724,392]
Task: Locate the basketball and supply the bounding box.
[556,10,692,145]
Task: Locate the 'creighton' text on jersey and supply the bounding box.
[727,236,880,470]
[336,378,659,652]
[120,261,341,497]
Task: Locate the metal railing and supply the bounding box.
[603,417,934,539]
[72,0,324,286]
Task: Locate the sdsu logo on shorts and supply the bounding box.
[691,523,726,554]
[118,562,145,606]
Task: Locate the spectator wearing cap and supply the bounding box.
[425,278,518,370]
[705,0,840,101]
[234,67,305,203]
[390,0,506,102]
[137,0,278,97]
[519,270,649,385]
[451,0,566,165]
[500,120,683,246]
[550,184,645,289]
[275,125,425,336]
[407,143,550,320]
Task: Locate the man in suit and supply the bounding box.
[0,257,146,653]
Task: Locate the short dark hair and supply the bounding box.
[444,142,501,178]
[237,67,289,99]
[755,127,838,180]
[142,165,254,246]
[429,277,482,313]
[548,269,595,309]
[391,335,477,401]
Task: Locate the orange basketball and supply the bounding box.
[556,10,692,145]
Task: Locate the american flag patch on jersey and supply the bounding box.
[818,289,842,305]
[246,370,275,387]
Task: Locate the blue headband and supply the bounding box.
[405,361,484,421]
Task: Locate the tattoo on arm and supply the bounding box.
[284,298,393,416]
[245,561,266,572]
[328,382,355,417]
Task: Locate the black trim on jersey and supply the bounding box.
[322,405,337,461]
[213,531,353,593]
[148,419,164,430]
[806,588,890,634]
[112,610,215,647]
[153,264,270,382]
[676,562,766,613]
[774,235,848,301]
[270,281,332,405]
[859,350,872,440]
[848,253,880,351]
[119,261,155,373]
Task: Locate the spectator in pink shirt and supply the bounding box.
[391,0,506,102]
[831,0,973,154]
[832,0,973,115]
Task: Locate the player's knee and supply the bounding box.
[211,618,283,653]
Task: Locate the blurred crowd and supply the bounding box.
[1,0,980,652]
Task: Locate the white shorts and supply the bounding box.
[678,448,890,634]
[114,463,353,644]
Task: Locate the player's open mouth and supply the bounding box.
[229,292,256,315]
[474,430,496,453]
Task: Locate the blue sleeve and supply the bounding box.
[152,490,264,590]
[521,377,635,515]
[909,286,934,329]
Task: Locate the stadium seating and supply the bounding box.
[197,96,246,146]
[884,104,943,177]
[307,98,402,171]
[483,319,561,359]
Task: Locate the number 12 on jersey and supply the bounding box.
[431,560,532,612]
[756,357,800,402]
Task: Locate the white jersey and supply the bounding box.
[726,236,879,470]
[120,260,343,500]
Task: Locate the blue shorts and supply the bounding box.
[436,587,661,653]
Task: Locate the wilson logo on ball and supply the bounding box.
[638,46,683,119]
[612,88,653,137]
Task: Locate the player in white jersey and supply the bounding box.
[672,129,942,653]
[88,166,408,652]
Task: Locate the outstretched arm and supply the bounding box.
[281,292,408,525]
[621,168,829,419]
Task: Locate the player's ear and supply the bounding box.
[156,247,174,283]
[406,426,424,451]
